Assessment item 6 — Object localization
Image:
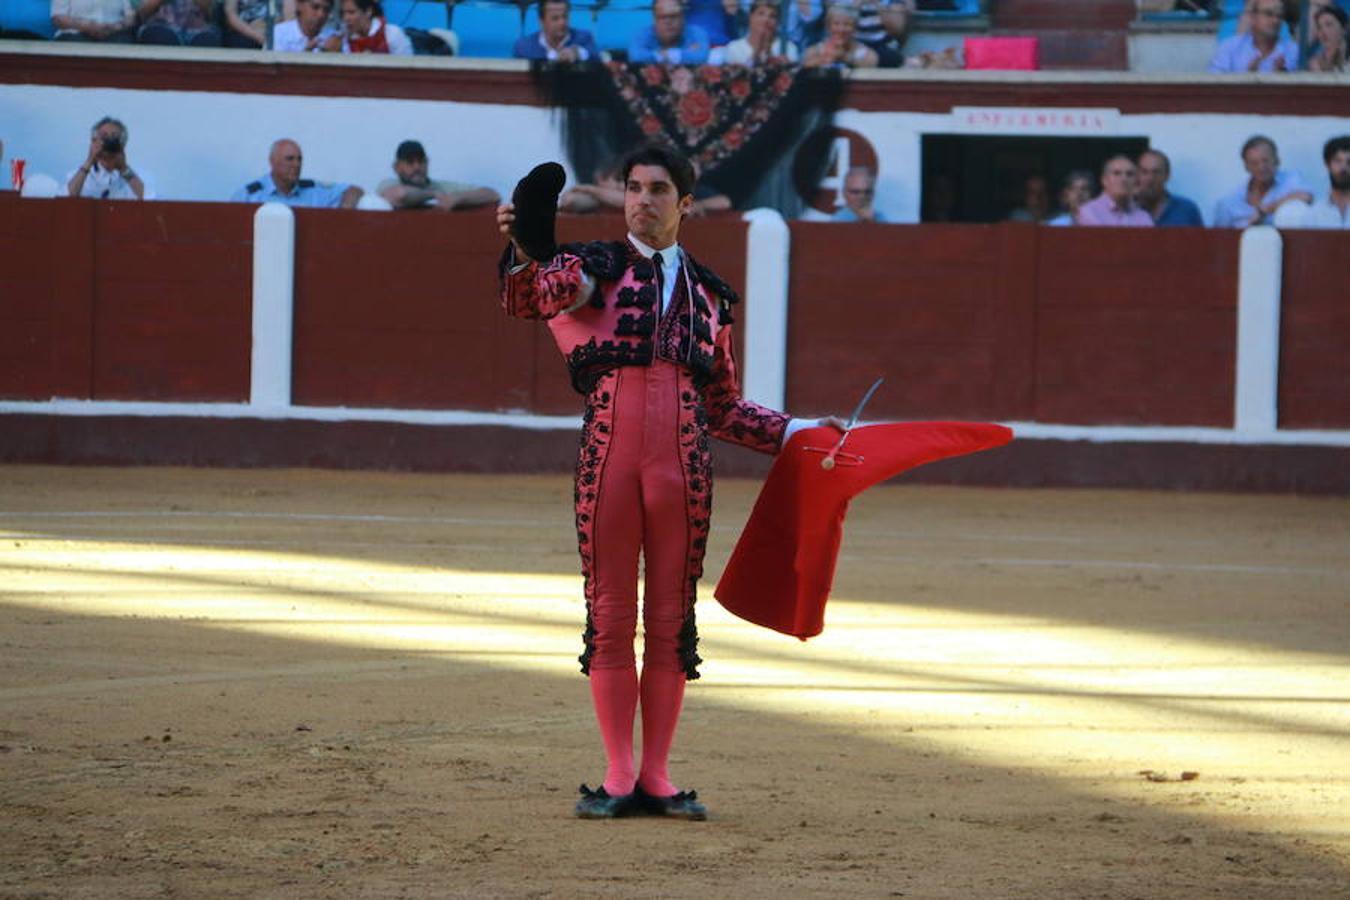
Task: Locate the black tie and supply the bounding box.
[652,252,664,311]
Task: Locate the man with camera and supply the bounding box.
[66,117,152,200]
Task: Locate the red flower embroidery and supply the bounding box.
[723,126,745,150]
[678,90,714,130]
[699,65,722,83]
[774,70,793,93]
[642,65,667,87]
[730,77,751,99]
[640,114,663,135]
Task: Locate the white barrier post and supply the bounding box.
[250,202,295,413]
[740,208,790,411]
[1234,225,1282,437]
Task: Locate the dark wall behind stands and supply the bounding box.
[1,194,1347,491]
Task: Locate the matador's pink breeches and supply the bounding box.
[575,359,712,678]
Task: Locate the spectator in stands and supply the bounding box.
[722,0,799,63]
[1045,170,1094,226]
[332,0,412,54]
[1209,0,1299,71]
[512,0,599,61]
[51,0,137,42]
[685,0,740,47]
[231,138,362,207]
[559,161,625,213]
[629,0,711,64]
[1007,174,1052,223]
[222,0,268,47]
[376,140,499,211]
[856,0,914,67]
[1076,156,1153,227]
[1212,135,1312,227]
[1136,149,1204,226]
[1302,134,1350,228]
[273,0,336,50]
[832,166,886,222]
[135,0,222,45]
[787,0,824,50]
[66,116,153,200]
[803,4,880,68]
[1306,4,1347,71]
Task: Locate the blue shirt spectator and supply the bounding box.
[1214,169,1310,227]
[512,0,600,61]
[231,140,362,208]
[1154,195,1205,226]
[629,0,711,64]
[1208,0,1299,72]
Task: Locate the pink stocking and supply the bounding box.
[589,667,639,796]
[638,666,686,798]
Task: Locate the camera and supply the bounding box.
[101,136,123,154]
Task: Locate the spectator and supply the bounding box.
[1008,174,1052,223]
[1046,170,1094,226]
[721,0,799,64]
[803,4,880,68]
[787,0,824,50]
[50,0,136,42]
[273,0,336,51]
[1076,156,1154,227]
[231,139,362,208]
[376,140,499,212]
[857,0,913,67]
[66,116,153,200]
[559,162,625,213]
[135,0,222,45]
[512,0,599,61]
[686,0,740,46]
[832,166,886,222]
[1306,4,1347,71]
[1209,0,1299,71]
[332,0,412,54]
[222,0,268,47]
[1302,135,1350,229]
[1212,135,1312,227]
[1136,149,1204,226]
[629,0,711,64]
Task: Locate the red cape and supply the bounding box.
[715,421,1013,639]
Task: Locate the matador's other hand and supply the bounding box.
[496,202,516,237]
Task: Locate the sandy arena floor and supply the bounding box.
[1,465,1348,899]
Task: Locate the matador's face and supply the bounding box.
[624,164,691,249]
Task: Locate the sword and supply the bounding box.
[819,377,884,470]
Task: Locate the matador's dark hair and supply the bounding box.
[620,143,696,200]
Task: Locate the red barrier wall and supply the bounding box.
[288,210,748,415]
[0,195,253,402]
[786,221,1240,426]
[1278,230,1350,430]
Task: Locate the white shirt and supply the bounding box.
[720,36,799,65]
[51,0,134,34]
[272,18,335,52]
[1306,195,1350,230]
[65,161,155,200]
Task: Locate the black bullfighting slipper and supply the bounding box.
[574,783,639,819]
[510,161,566,263]
[636,786,708,821]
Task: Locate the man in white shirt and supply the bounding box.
[1306,135,1350,230]
[272,0,335,51]
[66,116,154,200]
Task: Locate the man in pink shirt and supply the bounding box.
[1077,155,1154,228]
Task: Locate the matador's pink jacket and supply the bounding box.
[499,239,789,454]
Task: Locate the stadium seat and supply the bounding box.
[384,0,453,31]
[0,0,55,38]
[594,3,652,55]
[450,0,529,58]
